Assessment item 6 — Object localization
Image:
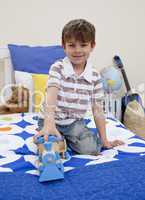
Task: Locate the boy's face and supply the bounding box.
[62,38,95,68]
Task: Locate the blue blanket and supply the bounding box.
[0,113,145,200]
[0,156,145,200]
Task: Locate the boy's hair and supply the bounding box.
[62,19,95,45]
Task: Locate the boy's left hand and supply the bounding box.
[103,140,125,149]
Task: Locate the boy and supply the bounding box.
[35,19,124,155]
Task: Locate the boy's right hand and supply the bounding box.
[34,128,62,141]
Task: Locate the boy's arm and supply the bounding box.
[92,71,124,148]
[92,103,110,147]
[92,103,124,148]
[38,86,62,139]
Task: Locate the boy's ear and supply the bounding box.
[91,42,96,49]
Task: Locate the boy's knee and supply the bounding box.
[64,120,102,155]
[79,138,102,154]
[70,135,102,155]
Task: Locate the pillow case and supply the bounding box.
[8,44,66,74]
[32,74,48,112]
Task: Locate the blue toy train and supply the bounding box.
[33,134,70,182]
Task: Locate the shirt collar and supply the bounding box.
[62,57,93,83]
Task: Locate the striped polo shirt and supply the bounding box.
[40,57,104,125]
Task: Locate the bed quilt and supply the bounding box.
[0,113,145,200]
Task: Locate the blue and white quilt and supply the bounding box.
[0,113,145,200]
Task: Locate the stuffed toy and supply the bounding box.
[0,86,29,114]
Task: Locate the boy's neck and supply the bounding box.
[71,62,87,76]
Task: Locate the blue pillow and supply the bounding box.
[8,44,66,74]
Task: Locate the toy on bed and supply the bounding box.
[33,134,70,182]
[0,86,29,114]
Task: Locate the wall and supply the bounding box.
[0,0,145,90]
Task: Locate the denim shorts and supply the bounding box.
[37,118,102,155]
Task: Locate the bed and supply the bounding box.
[0,44,145,199]
[0,112,145,200]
